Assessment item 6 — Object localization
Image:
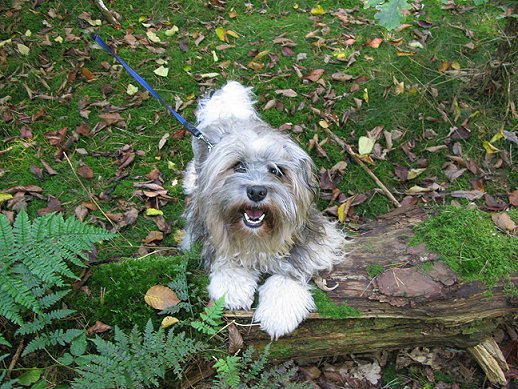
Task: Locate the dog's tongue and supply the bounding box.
[245,209,264,220]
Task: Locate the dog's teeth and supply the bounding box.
[243,211,265,226]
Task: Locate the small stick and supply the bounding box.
[7,340,24,378]
[92,0,121,28]
[323,127,401,208]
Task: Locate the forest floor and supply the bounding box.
[0,0,516,387]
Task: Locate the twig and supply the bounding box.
[322,127,401,208]
[92,0,121,28]
[63,152,115,227]
[7,340,24,378]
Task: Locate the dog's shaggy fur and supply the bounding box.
[182,82,345,339]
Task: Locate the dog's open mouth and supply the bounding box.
[242,209,266,228]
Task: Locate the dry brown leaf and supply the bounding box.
[228,322,244,354]
[87,321,112,336]
[275,89,298,97]
[143,230,164,243]
[491,213,516,232]
[144,285,180,310]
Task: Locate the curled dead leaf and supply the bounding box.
[161,316,179,328]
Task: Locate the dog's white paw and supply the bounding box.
[254,275,315,339]
[208,267,259,310]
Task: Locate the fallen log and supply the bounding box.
[225,206,517,385]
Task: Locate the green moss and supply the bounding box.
[68,254,208,330]
[312,289,360,319]
[411,207,517,287]
[367,263,385,278]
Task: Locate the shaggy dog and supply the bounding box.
[182,81,345,339]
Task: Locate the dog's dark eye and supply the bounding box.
[269,166,283,177]
[233,162,247,173]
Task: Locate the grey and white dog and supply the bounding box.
[182,81,345,339]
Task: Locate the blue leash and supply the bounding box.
[91,33,214,150]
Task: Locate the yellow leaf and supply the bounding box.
[252,50,270,62]
[363,88,369,103]
[165,26,179,36]
[333,49,347,60]
[406,185,430,194]
[358,136,375,155]
[161,316,179,329]
[200,72,219,78]
[54,36,63,43]
[146,208,164,216]
[24,30,32,37]
[226,30,239,39]
[0,193,13,203]
[337,203,346,223]
[153,66,169,77]
[489,129,504,144]
[293,3,299,9]
[311,5,325,15]
[451,60,461,70]
[146,31,161,43]
[318,120,329,129]
[394,81,404,96]
[215,27,227,42]
[144,285,180,310]
[17,43,30,56]
[126,84,138,96]
[483,141,499,154]
[212,50,218,62]
[407,168,426,180]
[0,38,12,48]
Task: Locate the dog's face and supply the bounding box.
[195,126,317,256]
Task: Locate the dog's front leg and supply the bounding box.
[254,275,315,339]
[208,265,259,310]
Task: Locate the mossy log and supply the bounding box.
[225,206,517,382]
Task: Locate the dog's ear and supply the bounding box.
[283,141,319,204]
[192,137,210,168]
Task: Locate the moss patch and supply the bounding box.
[69,254,208,330]
[412,207,518,287]
[312,289,360,319]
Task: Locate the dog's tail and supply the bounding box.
[195,81,259,130]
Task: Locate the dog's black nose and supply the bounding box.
[247,185,267,202]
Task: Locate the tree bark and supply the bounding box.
[225,206,517,379]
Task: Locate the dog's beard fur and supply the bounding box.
[182,81,345,339]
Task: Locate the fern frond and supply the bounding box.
[0,214,15,265]
[23,328,84,356]
[0,210,114,326]
[15,309,76,336]
[0,333,11,347]
[0,272,41,317]
[73,321,205,388]
[191,296,225,335]
[37,290,71,309]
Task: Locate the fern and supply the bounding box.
[72,320,205,388]
[213,355,242,389]
[23,328,85,356]
[211,345,307,389]
[0,210,113,325]
[191,296,225,335]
